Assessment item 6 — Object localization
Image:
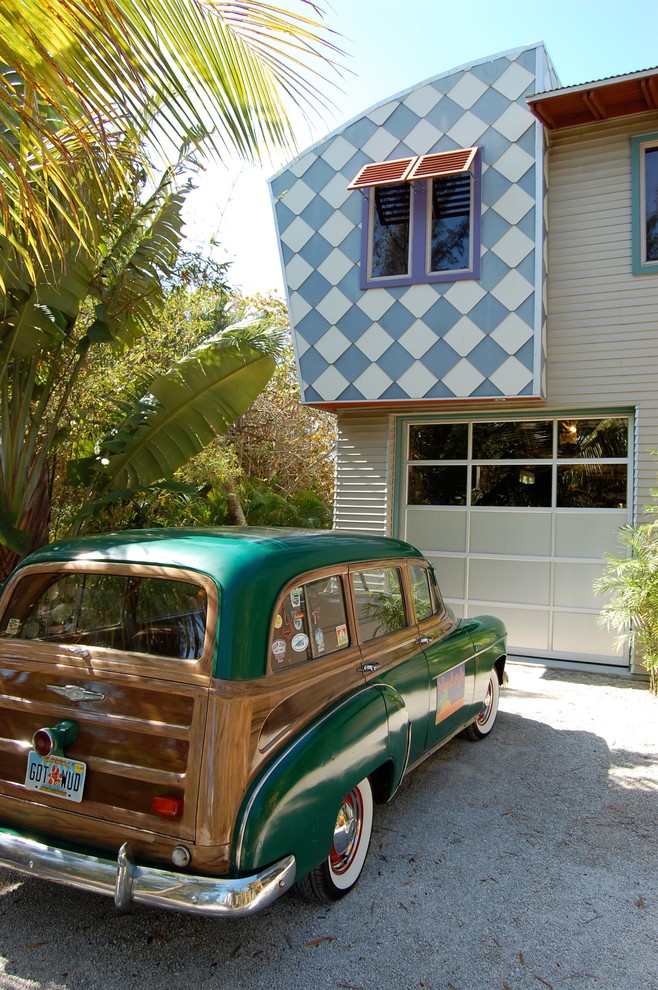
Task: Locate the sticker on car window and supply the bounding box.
[291,633,309,653]
[292,611,305,631]
[336,624,348,648]
[274,614,283,629]
[313,628,325,654]
[271,639,286,661]
[289,588,302,608]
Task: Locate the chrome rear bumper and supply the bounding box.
[0,831,296,916]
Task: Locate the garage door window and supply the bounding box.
[408,416,629,509]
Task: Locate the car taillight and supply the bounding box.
[32,719,79,757]
[151,796,184,819]
[33,728,55,756]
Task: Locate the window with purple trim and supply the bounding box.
[631,132,658,275]
[349,148,481,288]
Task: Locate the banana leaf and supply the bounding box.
[73,328,277,493]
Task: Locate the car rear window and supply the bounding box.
[0,570,208,660]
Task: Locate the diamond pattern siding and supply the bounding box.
[270,44,550,404]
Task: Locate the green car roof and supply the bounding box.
[13,528,425,679]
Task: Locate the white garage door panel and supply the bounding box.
[426,553,467,601]
[469,558,551,605]
[470,511,552,555]
[553,561,607,609]
[552,611,625,660]
[555,512,627,558]
[406,508,468,552]
[471,605,550,652]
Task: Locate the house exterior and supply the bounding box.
[269,43,658,674]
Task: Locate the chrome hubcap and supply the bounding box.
[333,802,356,857]
[330,790,362,874]
[477,680,493,724]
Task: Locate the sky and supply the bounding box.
[183,0,658,298]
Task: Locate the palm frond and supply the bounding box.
[0,1,343,270]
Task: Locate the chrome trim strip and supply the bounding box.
[0,832,296,917]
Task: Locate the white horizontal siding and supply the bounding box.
[546,112,658,515]
[333,412,393,533]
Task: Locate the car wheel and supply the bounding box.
[296,776,374,903]
[464,670,500,740]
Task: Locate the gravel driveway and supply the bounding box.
[1,663,656,990]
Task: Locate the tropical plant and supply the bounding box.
[69,318,281,526]
[1,1,341,575]
[0,164,282,578]
[0,162,178,572]
[0,1,340,278]
[595,523,658,695]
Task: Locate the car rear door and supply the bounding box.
[349,561,431,767]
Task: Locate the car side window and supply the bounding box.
[409,564,442,621]
[351,565,408,642]
[270,574,350,670]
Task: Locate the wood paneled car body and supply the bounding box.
[0,528,506,915]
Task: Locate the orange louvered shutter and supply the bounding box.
[347,157,416,190]
[407,148,478,181]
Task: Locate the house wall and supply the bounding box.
[333,110,658,528]
[334,411,393,533]
[270,43,557,405]
[545,111,658,512]
[332,109,658,673]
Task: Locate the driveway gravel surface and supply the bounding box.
[1,662,656,990]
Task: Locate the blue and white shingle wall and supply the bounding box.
[270,45,549,404]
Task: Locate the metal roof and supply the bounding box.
[527,67,658,130]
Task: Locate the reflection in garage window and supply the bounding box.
[472,420,553,459]
[409,423,468,460]
[408,465,468,505]
[557,464,627,508]
[352,566,407,642]
[471,464,552,507]
[406,416,629,509]
[557,418,628,458]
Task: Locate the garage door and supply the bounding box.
[399,415,631,667]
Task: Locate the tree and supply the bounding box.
[0,165,282,578]
[225,296,336,503]
[0,2,341,575]
[69,316,284,531]
[54,291,335,538]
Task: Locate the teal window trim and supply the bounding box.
[631,131,658,275]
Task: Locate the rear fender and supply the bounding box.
[233,684,409,879]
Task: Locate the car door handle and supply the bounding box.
[361,662,381,673]
[417,636,433,645]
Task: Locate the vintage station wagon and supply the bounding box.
[0,528,506,915]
